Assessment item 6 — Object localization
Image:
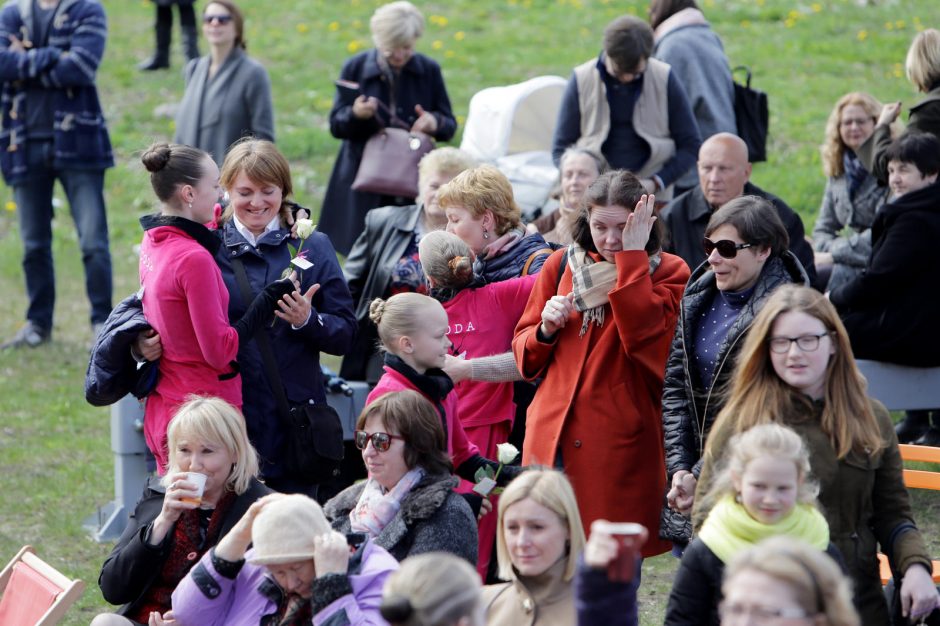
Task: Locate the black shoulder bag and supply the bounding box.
[231,257,344,484]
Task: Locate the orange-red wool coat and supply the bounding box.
[512,248,689,558]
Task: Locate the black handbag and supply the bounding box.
[732,66,769,163]
[231,257,344,484]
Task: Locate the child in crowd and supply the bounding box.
[367,293,521,513]
[665,423,836,625]
[419,230,536,577]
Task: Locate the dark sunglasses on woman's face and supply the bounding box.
[203,14,233,25]
[703,237,754,259]
[354,430,404,452]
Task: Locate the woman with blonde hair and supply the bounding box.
[721,536,860,626]
[320,0,457,255]
[693,284,939,625]
[94,396,270,626]
[482,469,587,626]
[813,92,888,291]
[859,28,940,183]
[381,553,485,626]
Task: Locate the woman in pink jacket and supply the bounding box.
[137,143,293,471]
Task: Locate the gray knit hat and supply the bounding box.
[247,494,332,565]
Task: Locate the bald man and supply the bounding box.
[660,133,816,284]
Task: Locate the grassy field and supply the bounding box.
[0,0,938,623]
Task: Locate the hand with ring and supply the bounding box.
[149,473,199,546]
[275,283,320,327]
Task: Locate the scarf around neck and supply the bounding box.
[567,244,661,336]
[349,467,425,537]
[698,494,829,564]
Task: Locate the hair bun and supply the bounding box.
[369,298,387,325]
[379,594,414,622]
[141,143,173,173]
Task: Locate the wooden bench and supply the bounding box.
[878,444,940,585]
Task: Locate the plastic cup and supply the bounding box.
[180,472,207,505]
[593,521,645,582]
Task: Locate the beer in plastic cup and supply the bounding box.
[181,472,207,506]
[593,521,644,582]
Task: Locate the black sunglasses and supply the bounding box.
[354,430,404,452]
[203,14,233,24]
[703,237,754,259]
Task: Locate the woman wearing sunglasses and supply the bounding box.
[324,390,478,565]
[661,195,809,549]
[174,0,274,166]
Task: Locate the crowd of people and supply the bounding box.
[3,0,940,624]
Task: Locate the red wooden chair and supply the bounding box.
[0,546,85,625]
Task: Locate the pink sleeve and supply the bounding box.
[446,393,479,466]
[176,251,240,370]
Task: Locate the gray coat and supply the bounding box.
[174,47,274,165]
[323,472,478,565]
[812,173,886,292]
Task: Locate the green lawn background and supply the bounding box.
[0,1,938,623]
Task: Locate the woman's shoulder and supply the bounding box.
[481,580,514,606]
[401,473,463,523]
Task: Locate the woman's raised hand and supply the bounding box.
[352,95,378,120]
[621,194,657,252]
[540,293,576,339]
[666,470,697,517]
[149,473,200,546]
[276,284,319,328]
[215,494,288,562]
[314,531,351,578]
[878,101,902,127]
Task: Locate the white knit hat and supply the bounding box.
[247,494,332,565]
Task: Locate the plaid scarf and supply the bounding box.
[567,244,662,336]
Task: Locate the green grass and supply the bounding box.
[0,1,938,623]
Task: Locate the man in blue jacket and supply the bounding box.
[0,0,114,349]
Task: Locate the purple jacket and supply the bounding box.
[171,540,396,626]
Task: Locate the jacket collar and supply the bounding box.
[882,180,940,215]
[139,214,222,257]
[910,83,940,113]
[360,48,427,81]
[221,218,291,257]
[18,0,77,32]
[383,354,454,402]
[654,7,709,42]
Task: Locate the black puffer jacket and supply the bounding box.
[85,292,155,406]
[659,251,808,543]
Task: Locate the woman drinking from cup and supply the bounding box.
[94,396,270,626]
[482,469,587,626]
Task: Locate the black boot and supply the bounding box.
[179,3,200,62]
[896,410,930,444]
[138,6,171,71]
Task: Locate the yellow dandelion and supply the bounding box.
[885,21,893,31]
[857,30,868,41]
[508,0,517,5]
[457,115,466,126]
[347,39,362,53]
[5,200,15,212]
[756,0,765,6]
[522,0,532,7]
[571,0,583,7]
[895,20,905,29]
[703,0,714,7]
[894,67,904,78]
[579,26,590,37]
[432,40,444,50]
[297,23,309,34]
[741,19,751,28]
[352,20,362,29]
[445,50,455,58]
[454,31,465,41]
[811,3,821,12]
[788,10,800,19]
[328,21,340,32]
[784,17,796,28]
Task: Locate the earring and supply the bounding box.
[482,228,489,240]
[188,201,193,211]
[734,492,742,503]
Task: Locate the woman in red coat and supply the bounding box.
[512,170,689,560]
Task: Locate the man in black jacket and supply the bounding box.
[660,133,817,285]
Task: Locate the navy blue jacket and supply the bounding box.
[215,222,356,480]
[476,231,554,283]
[319,49,456,255]
[0,0,113,183]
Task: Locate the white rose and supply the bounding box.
[496,442,519,465]
[295,218,315,239]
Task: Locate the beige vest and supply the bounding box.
[573,56,676,200]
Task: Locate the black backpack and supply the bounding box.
[732,66,769,163]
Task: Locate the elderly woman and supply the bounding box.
[324,390,478,564]
[93,396,270,626]
[859,28,940,183]
[172,493,397,625]
[441,165,555,283]
[532,148,608,246]
[319,0,457,255]
[137,139,356,495]
[482,469,587,626]
[341,147,477,382]
[649,0,736,194]
[381,553,485,626]
[661,196,808,547]
[812,93,888,292]
[513,171,689,572]
[174,0,274,165]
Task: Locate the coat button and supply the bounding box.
[573,440,582,448]
[186,551,198,561]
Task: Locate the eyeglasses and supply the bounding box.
[703,237,754,259]
[354,430,404,452]
[768,332,832,354]
[718,601,814,622]
[203,14,233,25]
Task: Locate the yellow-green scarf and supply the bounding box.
[698,495,829,564]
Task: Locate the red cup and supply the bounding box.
[593,521,645,582]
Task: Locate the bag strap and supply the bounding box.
[522,248,553,276]
[231,256,292,424]
[732,65,753,89]
[374,98,410,131]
